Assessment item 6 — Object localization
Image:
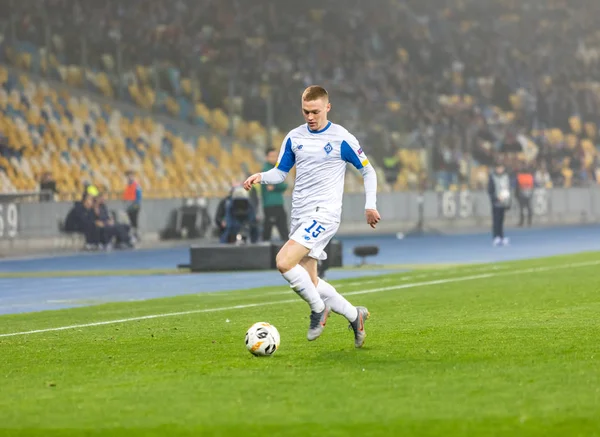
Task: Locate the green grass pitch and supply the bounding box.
[1,252,600,436]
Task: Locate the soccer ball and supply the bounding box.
[245,322,280,357]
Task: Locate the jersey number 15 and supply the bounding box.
[304,220,326,238]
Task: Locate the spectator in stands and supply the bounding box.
[214,195,228,240]
[123,171,142,239]
[261,148,289,241]
[535,161,552,189]
[8,0,600,194]
[382,156,402,186]
[214,179,259,240]
[515,162,535,227]
[220,184,259,244]
[82,181,99,200]
[488,162,512,246]
[94,193,135,249]
[64,193,103,250]
[39,172,58,202]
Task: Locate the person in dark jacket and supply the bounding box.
[215,181,259,238]
[261,148,289,241]
[64,193,102,249]
[214,195,228,239]
[216,184,259,243]
[94,193,135,248]
[488,162,512,246]
[39,172,58,202]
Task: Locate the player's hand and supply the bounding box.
[243,173,262,191]
[365,209,381,229]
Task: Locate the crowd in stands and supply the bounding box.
[2,0,600,193]
[0,64,269,196]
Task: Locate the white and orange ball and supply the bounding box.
[245,322,280,357]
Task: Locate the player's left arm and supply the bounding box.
[340,136,381,229]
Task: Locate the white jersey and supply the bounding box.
[261,121,376,222]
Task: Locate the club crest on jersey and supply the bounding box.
[324,143,333,154]
[297,144,303,150]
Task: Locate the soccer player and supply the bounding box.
[244,86,381,348]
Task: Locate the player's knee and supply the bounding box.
[276,254,295,274]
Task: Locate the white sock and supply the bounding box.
[282,265,325,313]
[317,279,358,322]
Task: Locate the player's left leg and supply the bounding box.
[276,240,330,341]
[300,257,370,348]
[300,257,357,321]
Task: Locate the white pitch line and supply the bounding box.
[339,278,393,288]
[1,259,599,339]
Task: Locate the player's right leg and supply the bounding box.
[314,275,370,348]
[300,254,370,348]
[276,240,330,341]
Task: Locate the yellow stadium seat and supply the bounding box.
[166,97,180,117]
[582,139,595,153]
[509,94,521,110]
[18,52,32,70]
[195,103,211,121]
[0,67,299,199]
[562,167,573,187]
[66,66,84,87]
[394,172,408,191]
[585,122,597,139]
[549,128,564,145]
[566,134,578,149]
[235,122,249,141]
[128,84,140,104]
[181,78,192,96]
[386,101,401,112]
[136,65,149,85]
[97,73,114,98]
[569,116,582,134]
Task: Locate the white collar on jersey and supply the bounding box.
[307,121,332,134]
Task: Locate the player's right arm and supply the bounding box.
[244,136,295,191]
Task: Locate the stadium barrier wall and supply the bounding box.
[1,187,599,255]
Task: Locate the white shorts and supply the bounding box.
[289,216,340,261]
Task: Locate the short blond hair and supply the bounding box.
[302,85,329,102]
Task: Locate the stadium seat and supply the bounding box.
[585,122,597,140]
[0,71,272,198]
[569,116,582,135]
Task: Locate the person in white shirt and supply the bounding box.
[244,86,381,347]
